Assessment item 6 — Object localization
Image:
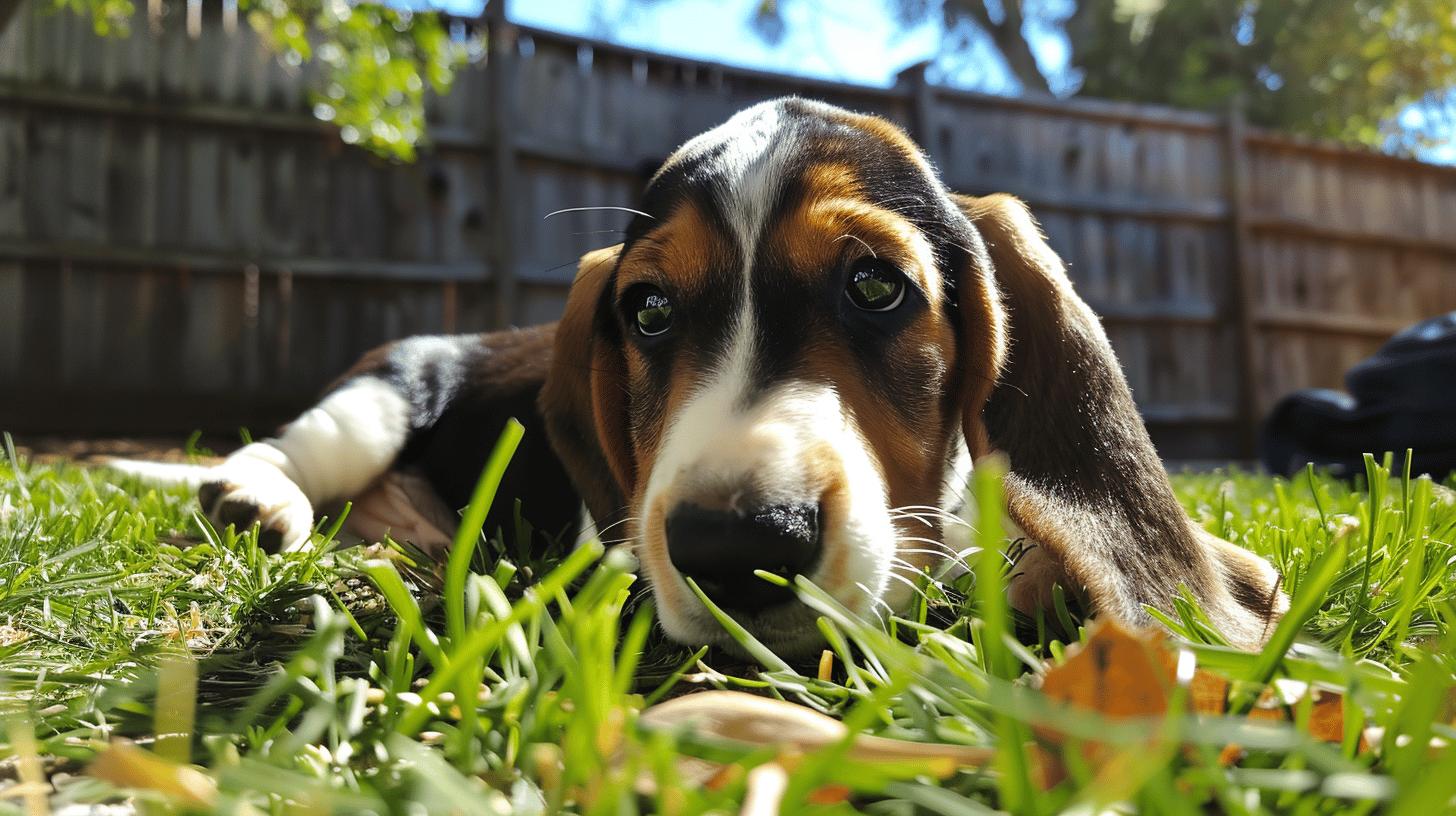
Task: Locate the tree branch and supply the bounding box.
[947,0,1052,95]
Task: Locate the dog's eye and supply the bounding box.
[630,287,674,337]
[845,258,906,312]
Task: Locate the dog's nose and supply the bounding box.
[665,501,822,614]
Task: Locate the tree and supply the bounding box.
[1061,0,1456,151]
[755,0,1456,154]
[941,0,1056,95]
[17,0,472,160]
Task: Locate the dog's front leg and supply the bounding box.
[198,376,412,552]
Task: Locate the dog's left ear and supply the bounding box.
[539,244,634,529]
[952,193,1287,649]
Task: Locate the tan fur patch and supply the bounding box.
[638,489,690,615]
[776,165,943,295]
[616,200,726,302]
[820,108,931,174]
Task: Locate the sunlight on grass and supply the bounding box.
[2,433,1456,813]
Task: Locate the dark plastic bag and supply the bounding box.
[1261,312,1456,478]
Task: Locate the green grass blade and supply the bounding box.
[444,418,525,644]
[684,576,792,673]
[971,455,1013,681]
[398,540,603,735]
[1246,525,1351,691]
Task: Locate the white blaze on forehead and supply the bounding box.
[653,100,804,447]
[658,100,800,265]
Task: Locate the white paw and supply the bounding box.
[198,444,315,552]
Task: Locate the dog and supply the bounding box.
[146,98,1286,656]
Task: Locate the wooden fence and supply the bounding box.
[3,1,1455,459]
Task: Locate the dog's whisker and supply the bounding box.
[573,513,641,547]
[901,541,1016,570]
[895,544,975,562]
[833,233,877,257]
[891,550,972,577]
[889,555,940,575]
[590,534,637,548]
[855,580,904,619]
[893,548,974,573]
[591,514,640,537]
[568,228,630,238]
[543,205,656,221]
[894,535,971,552]
[891,503,971,518]
[887,511,940,529]
[889,505,971,527]
[893,539,971,555]
[876,572,940,608]
[894,535,980,564]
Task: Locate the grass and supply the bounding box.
[3,433,1456,814]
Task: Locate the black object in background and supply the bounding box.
[1262,312,1456,478]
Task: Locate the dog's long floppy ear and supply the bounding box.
[953,194,1287,649]
[539,244,634,529]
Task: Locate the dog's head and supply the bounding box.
[541,98,1285,655]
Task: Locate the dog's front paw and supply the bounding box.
[198,445,315,553]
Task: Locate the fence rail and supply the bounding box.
[2,1,1455,460]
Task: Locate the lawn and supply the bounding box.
[2,430,1456,815]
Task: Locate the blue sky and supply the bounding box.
[439,0,1452,163]
[496,0,1066,95]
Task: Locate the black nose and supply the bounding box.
[665,501,822,614]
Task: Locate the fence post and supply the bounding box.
[894,61,936,158]
[0,0,22,37]
[485,0,519,330]
[1223,99,1262,461]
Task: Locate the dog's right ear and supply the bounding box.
[952,194,1286,649]
[539,244,634,528]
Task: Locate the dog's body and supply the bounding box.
[175,98,1286,655]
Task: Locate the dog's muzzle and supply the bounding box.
[664,500,823,614]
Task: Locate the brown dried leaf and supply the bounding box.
[1038,618,1365,774]
[1040,619,1177,723]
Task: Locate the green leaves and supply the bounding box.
[1067,0,1456,150]
[50,0,471,160]
[275,1,470,160]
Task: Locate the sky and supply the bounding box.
[499,0,1068,96]
[438,0,1452,164]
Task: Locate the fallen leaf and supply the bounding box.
[1039,619,1178,722]
[1038,619,1366,774]
[805,782,853,805]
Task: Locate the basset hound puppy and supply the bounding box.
[186,98,1287,655]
